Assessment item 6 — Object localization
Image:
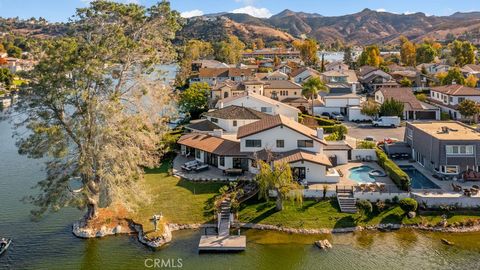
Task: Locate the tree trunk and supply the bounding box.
[275,193,283,211]
[85,194,99,221]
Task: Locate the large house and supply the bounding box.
[325,61,349,72]
[405,121,480,177]
[321,70,360,93]
[179,115,346,183]
[291,67,321,84]
[428,85,480,120]
[186,105,270,134]
[416,63,451,75]
[358,66,399,92]
[216,91,301,121]
[374,87,440,120]
[314,93,362,116]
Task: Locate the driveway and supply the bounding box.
[344,122,406,141]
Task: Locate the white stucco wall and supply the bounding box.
[324,150,348,165]
[351,149,378,161]
[289,160,337,183]
[240,126,322,153]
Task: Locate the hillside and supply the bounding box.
[180,8,480,45]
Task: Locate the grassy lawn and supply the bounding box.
[129,159,224,237]
[238,198,480,229]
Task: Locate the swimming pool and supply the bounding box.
[349,166,376,183]
[399,165,441,189]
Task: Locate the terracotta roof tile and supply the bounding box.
[178,133,243,156]
[237,115,326,144]
[431,85,480,96]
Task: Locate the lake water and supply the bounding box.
[2,110,480,269]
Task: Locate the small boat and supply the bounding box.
[0,238,12,255]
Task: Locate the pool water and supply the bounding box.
[400,165,441,189]
[349,166,376,183]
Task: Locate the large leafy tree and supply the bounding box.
[256,161,302,211]
[178,82,210,119]
[302,77,328,115]
[361,100,380,118]
[450,40,475,66]
[416,43,437,64]
[343,46,354,69]
[441,68,465,85]
[14,0,181,222]
[0,68,13,89]
[400,36,416,66]
[458,99,480,123]
[380,98,405,118]
[214,35,245,64]
[358,45,383,67]
[294,39,319,66]
[465,74,479,88]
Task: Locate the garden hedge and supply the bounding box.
[375,148,411,191]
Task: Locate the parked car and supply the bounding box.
[372,116,400,127]
[320,112,331,119]
[331,112,344,121]
[364,136,375,141]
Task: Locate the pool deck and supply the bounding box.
[309,162,401,193]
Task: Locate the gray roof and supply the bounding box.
[186,120,223,132]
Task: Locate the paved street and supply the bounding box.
[344,122,406,141]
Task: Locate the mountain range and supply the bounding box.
[177,8,480,45]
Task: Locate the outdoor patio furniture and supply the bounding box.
[223,168,244,176]
[194,164,209,172]
[463,170,480,181]
[473,185,480,190]
[470,188,479,196]
[464,189,472,197]
[452,183,463,192]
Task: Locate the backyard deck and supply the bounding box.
[173,155,254,181]
[198,235,246,252]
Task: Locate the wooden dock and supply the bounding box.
[198,235,246,252]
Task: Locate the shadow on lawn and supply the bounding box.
[334,216,356,228]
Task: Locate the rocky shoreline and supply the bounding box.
[72,220,480,248]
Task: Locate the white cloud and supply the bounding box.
[376,8,386,12]
[403,11,415,15]
[231,6,272,18]
[180,9,204,18]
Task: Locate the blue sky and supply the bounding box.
[0,0,479,22]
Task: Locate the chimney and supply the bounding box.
[316,128,324,140]
[212,129,223,138]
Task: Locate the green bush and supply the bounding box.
[399,198,418,213]
[357,199,373,216]
[375,148,411,191]
[357,140,376,149]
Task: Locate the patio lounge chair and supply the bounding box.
[473,185,480,190]
[193,164,209,172]
[470,188,479,196]
[452,183,462,192]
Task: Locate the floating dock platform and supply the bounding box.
[198,235,246,252]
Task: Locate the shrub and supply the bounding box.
[440,112,451,121]
[300,114,339,126]
[357,140,376,149]
[392,196,399,204]
[375,148,411,191]
[324,125,348,141]
[357,199,373,216]
[375,200,387,212]
[399,198,418,213]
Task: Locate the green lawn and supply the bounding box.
[131,160,224,236]
[238,198,480,229]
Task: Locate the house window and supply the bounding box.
[219,156,225,166]
[276,140,285,148]
[261,107,272,113]
[251,159,257,168]
[195,149,201,159]
[211,118,218,123]
[297,140,314,148]
[446,145,474,155]
[458,97,465,103]
[449,97,453,103]
[245,140,262,147]
[233,120,237,127]
[441,165,458,174]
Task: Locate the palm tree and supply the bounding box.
[256,161,302,211]
[302,77,328,115]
